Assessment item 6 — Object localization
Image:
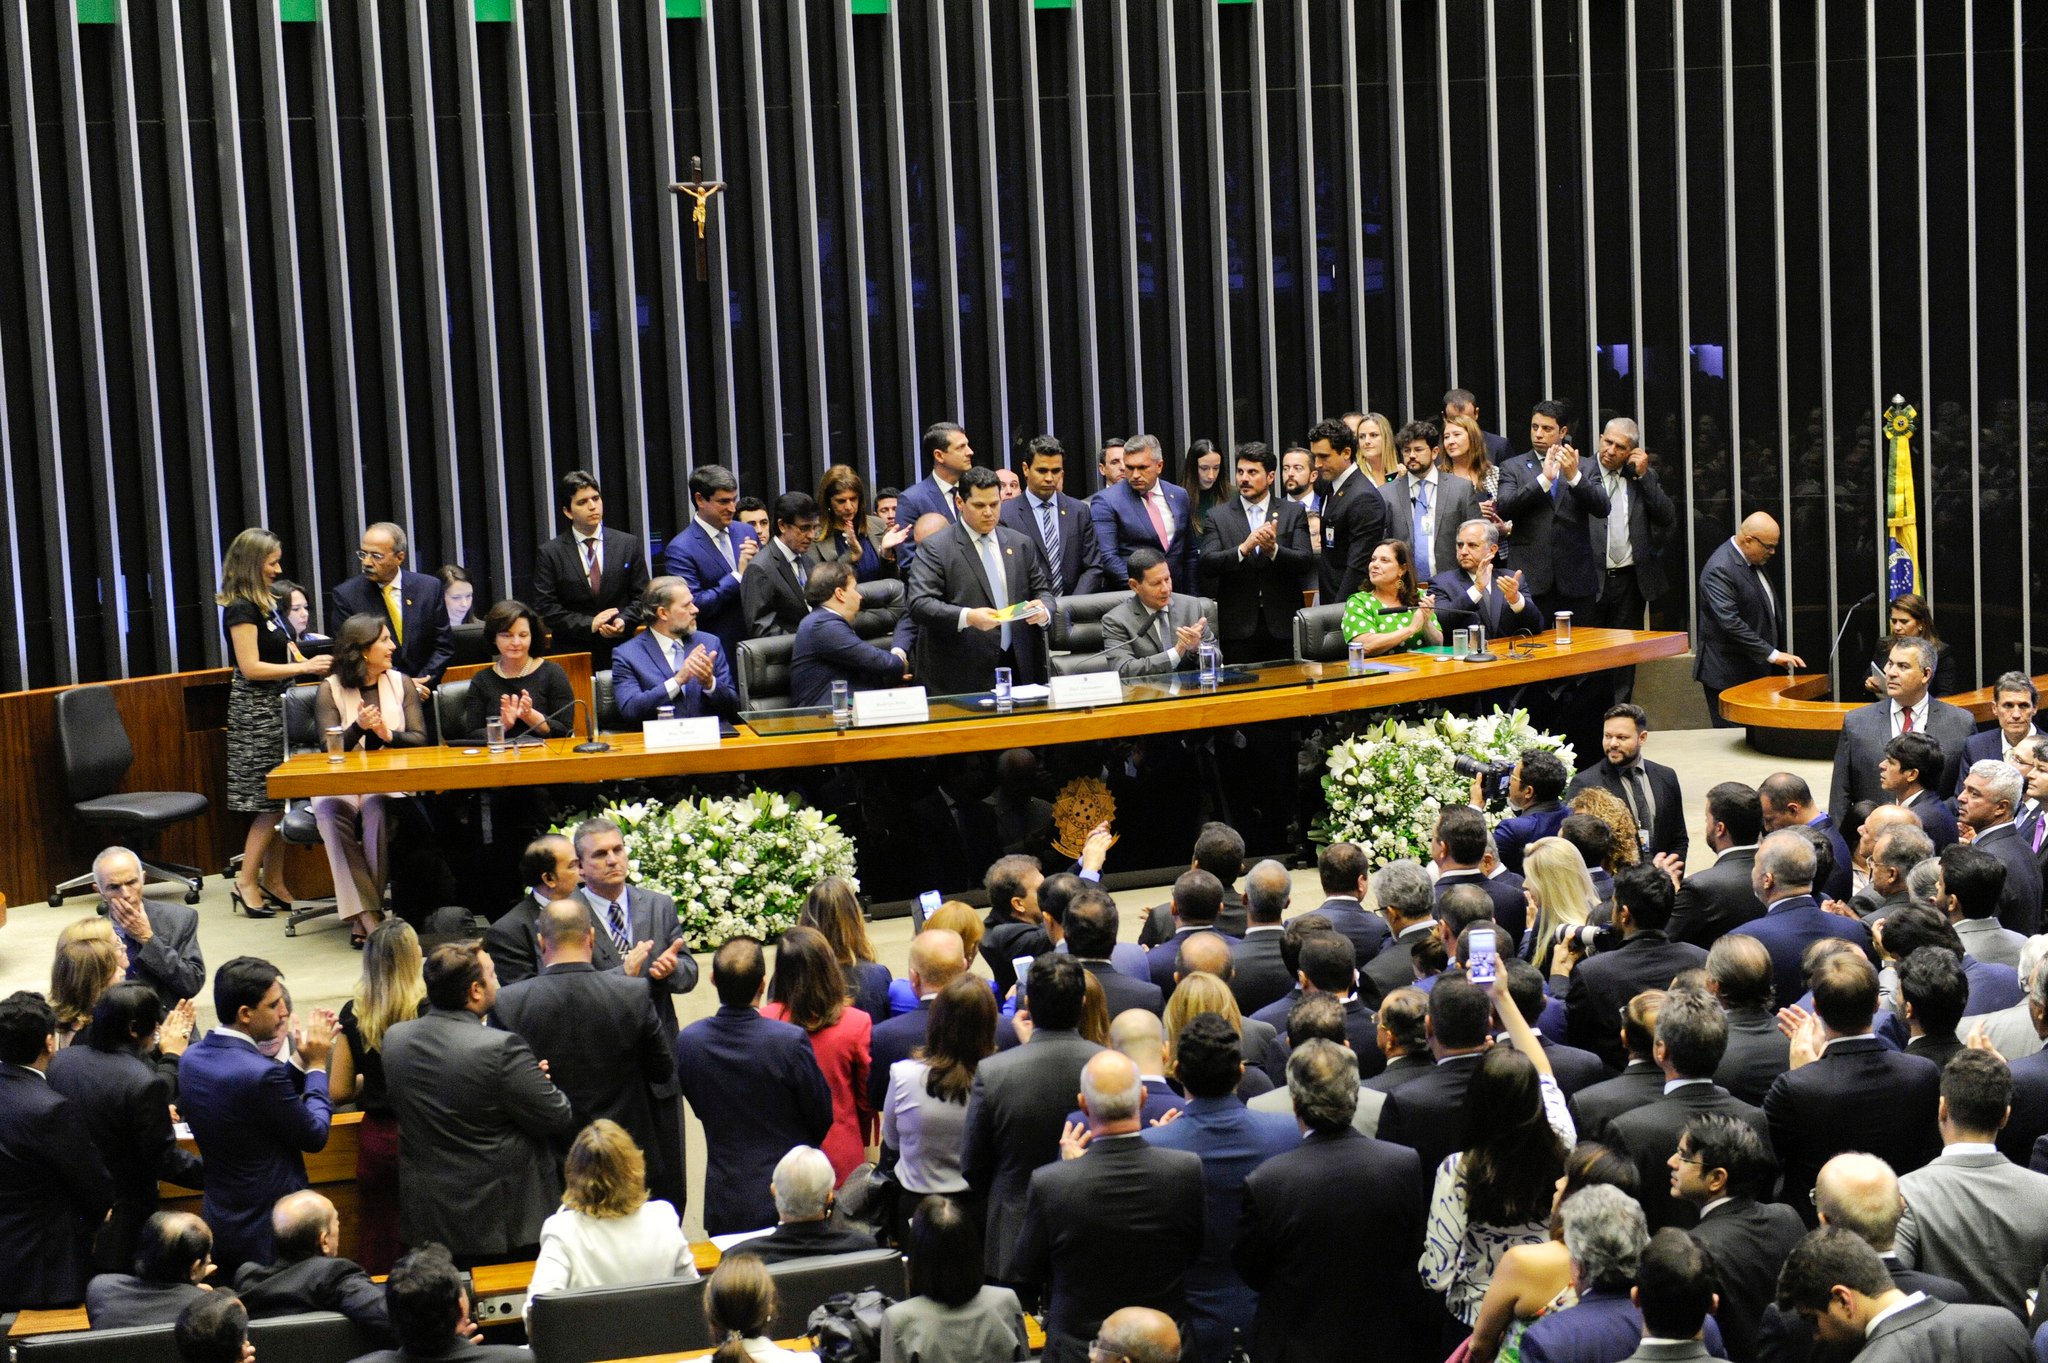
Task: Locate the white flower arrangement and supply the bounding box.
[557,790,858,949]
[1316,707,1575,869]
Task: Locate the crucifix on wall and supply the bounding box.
[669,155,725,281]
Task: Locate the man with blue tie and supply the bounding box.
[607,577,737,724]
[331,522,452,697]
[1491,401,1612,628]
[1090,434,1198,589]
[905,466,1055,696]
[1000,436,1111,597]
[789,561,908,708]
[1380,421,1478,594]
[892,421,977,574]
[662,465,759,653]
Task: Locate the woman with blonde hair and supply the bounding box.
[524,1119,696,1318]
[1357,412,1398,483]
[1521,837,1601,979]
[1161,971,1276,1099]
[801,876,892,1020]
[705,1253,816,1363]
[51,918,126,1047]
[1568,787,1642,866]
[330,918,427,1273]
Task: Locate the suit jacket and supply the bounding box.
[1852,1295,2031,1363]
[1377,1050,1487,1175]
[1828,697,1977,825]
[1605,1083,1769,1231]
[234,1252,393,1339]
[177,1031,330,1271]
[0,1064,114,1309]
[1078,957,1164,1017]
[332,569,452,683]
[1730,896,1873,1009]
[1567,932,1709,1070]
[1669,847,1765,950]
[746,1217,881,1265]
[2001,1048,2048,1168]
[1689,1196,1808,1360]
[1586,464,1677,602]
[1198,496,1315,641]
[1520,1285,1727,1363]
[1015,1133,1205,1363]
[1434,867,1531,946]
[1099,592,1217,680]
[1715,1007,1792,1106]
[1089,478,1198,589]
[572,885,700,1068]
[674,1006,832,1235]
[1236,1127,1431,1363]
[1566,758,1690,864]
[1227,928,1293,1017]
[1692,537,1784,692]
[1539,1036,1614,1096]
[960,1029,1103,1283]
[1955,914,2027,971]
[1137,893,1248,948]
[1496,802,1569,878]
[1571,1060,1668,1143]
[381,1009,574,1255]
[1427,566,1547,638]
[46,1044,205,1275]
[84,1274,204,1328]
[740,543,815,639]
[1975,823,2045,937]
[121,900,206,1010]
[607,627,738,724]
[1808,810,1857,903]
[1765,1036,1942,1218]
[1901,790,1962,853]
[1753,1255,1970,1363]
[1380,469,1480,584]
[1492,453,1612,599]
[661,518,761,652]
[789,607,905,709]
[1316,465,1391,601]
[1956,727,2041,793]
[485,894,621,987]
[491,963,676,1181]
[531,526,650,668]
[904,521,1055,695]
[1894,1146,2048,1317]
[1001,491,1111,597]
[890,472,965,576]
[1361,921,1439,1009]
[1315,897,1393,970]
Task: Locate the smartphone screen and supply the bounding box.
[1468,925,1498,984]
[914,890,941,929]
[1012,956,1034,999]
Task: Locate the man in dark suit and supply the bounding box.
[178,958,332,1273]
[674,937,832,1236]
[1491,749,1572,878]
[1757,772,1856,903]
[0,991,114,1310]
[234,1190,393,1340]
[47,982,205,1275]
[490,901,677,1204]
[1671,1115,1806,1360]
[1099,548,1217,680]
[1443,387,1517,467]
[1305,417,1389,601]
[1502,961,1611,1096]
[1829,636,1976,817]
[1954,673,2045,795]
[531,469,650,669]
[1571,992,1671,1143]
[1491,401,1611,624]
[1016,1050,1205,1363]
[607,577,738,725]
[352,1243,539,1363]
[485,835,608,984]
[1703,933,1792,1105]
[1289,931,1387,1079]
[869,930,1021,1109]
[890,420,976,576]
[788,561,908,709]
[1765,950,1942,1221]
[1137,823,1249,948]
[963,953,1104,1287]
[1956,759,2043,935]
[1310,840,1392,968]
[1432,806,1528,944]
[1771,1227,2029,1362]
[1427,519,1545,638]
[1063,890,1164,1016]
[84,1209,212,1328]
[1669,782,1767,950]
[1229,859,1294,1016]
[745,1145,880,1264]
[1002,435,1112,597]
[1731,831,1872,1008]
[1619,1229,1722,1363]
[91,848,205,1010]
[1089,433,1197,589]
[1378,971,1495,1174]
[1236,1038,1430,1363]
[1692,512,1802,726]
[1198,442,1314,664]
[1381,421,1480,591]
[1565,707,1690,864]
[382,942,574,1260]
[1567,865,1708,1070]
[662,463,761,654]
[332,521,452,691]
[906,465,1055,696]
[739,491,820,639]
[1362,860,1439,1009]
[1583,419,1676,701]
[1140,870,1228,994]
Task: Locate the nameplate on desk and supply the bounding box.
[851,686,930,727]
[1049,672,1124,710]
[643,716,722,751]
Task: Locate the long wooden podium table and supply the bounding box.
[1719,669,2048,758]
[269,628,1686,799]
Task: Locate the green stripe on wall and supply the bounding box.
[77,0,119,24]
[851,0,889,14]
[1033,0,1074,9]
[476,0,513,21]
[279,0,319,21]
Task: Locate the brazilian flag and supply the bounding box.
[1882,399,1921,599]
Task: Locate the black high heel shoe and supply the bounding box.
[230,886,278,919]
[259,886,292,914]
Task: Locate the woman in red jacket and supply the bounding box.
[761,925,874,1184]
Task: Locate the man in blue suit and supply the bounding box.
[0,991,114,1310]
[662,464,760,653]
[607,576,737,725]
[1693,512,1803,726]
[1490,749,1573,877]
[1428,519,1545,638]
[1001,435,1112,597]
[1090,434,1197,589]
[1310,841,1391,968]
[178,958,334,1272]
[1727,831,1872,1013]
[331,522,452,692]
[789,561,907,709]
[1953,673,2045,796]
[1491,401,1611,626]
[673,937,831,1235]
[891,420,976,575]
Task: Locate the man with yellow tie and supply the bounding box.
[331,522,453,699]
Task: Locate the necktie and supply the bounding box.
[1037,499,1061,571]
[977,533,1011,650]
[1145,489,1173,547]
[1549,464,1565,505]
[1900,707,1915,734]
[1247,500,1264,534]
[1412,480,1433,579]
[1155,610,1172,654]
[583,537,603,593]
[946,484,960,520]
[2033,819,2046,855]
[1756,567,1778,637]
[1605,474,1629,567]
[384,583,404,644]
[715,526,736,572]
[605,899,631,955]
[1623,767,1651,835]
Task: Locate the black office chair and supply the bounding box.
[433,679,472,745]
[733,579,905,713]
[448,620,493,668]
[593,669,621,732]
[13,1323,175,1363]
[48,684,208,906]
[1049,590,1132,677]
[1292,603,1350,664]
[526,1276,713,1363]
[244,1312,386,1363]
[275,683,341,937]
[763,1247,909,1338]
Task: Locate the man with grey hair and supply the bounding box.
[1361,860,1437,1008]
[1586,416,1676,703]
[93,846,204,1010]
[1829,633,1974,821]
[1953,672,2043,792]
[1229,859,1294,1016]
[1236,1038,1428,1359]
[1016,1050,1203,1363]
[1729,829,1872,1006]
[1856,818,1932,922]
[331,518,452,690]
[1428,517,1543,638]
[1515,1185,1689,1359]
[1956,759,2041,935]
[1090,432,1197,590]
[746,1145,877,1264]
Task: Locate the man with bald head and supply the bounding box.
[234,1191,393,1339]
[1175,933,1285,1083]
[1094,1307,1182,1363]
[1228,859,1295,1016]
[1067,1011,1182,1128]
[95,846,205,1011]
[1694,512,1804,726]
[868,928,1019,1110]
[1016,1050,1204,1363]
[1728,830,1871,1006]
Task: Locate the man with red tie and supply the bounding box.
[532,470,650,670]
[1089,434,1197,593]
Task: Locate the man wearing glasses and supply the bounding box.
[331,521,452,698]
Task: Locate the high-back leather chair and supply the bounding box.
[48,684,209,906]
[526,1276,713,1363]
[1293,604,1350,663]
[735,579,905,712]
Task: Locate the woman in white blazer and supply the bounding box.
[523,1120,697,1319]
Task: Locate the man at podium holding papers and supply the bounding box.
[905,465,1055,696]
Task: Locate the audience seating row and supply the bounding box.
[13,1312,383,1363]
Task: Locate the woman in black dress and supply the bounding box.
[462,599,575,740]
[1865,591,1963,697]
[217,528,332,917]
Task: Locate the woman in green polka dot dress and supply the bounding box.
[1342,537,1444,655]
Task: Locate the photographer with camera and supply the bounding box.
[1474,749,1572,878]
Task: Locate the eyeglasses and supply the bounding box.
[1674,1152,1704,1166]
[355,549,390,563]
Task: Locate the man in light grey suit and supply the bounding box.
[1378,420,1478,589]
[1099,548,1216,681]
[1774,1226,2029,1362]
[1892,1048,2048,1318]
[1938,843,2028,970]
[381,942,575,1260]
[1829,636,1976,821]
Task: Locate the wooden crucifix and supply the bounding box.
[669,156,725,281]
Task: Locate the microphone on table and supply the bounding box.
[1826,591,1880,697]
[509,696,609,753]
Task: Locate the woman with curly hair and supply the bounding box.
[1568,787,1643,866]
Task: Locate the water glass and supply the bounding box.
[1198,641,1221,689]
[1347,642,1367,675]
[656,705,676,723]
[1452,628,1470,656]
[1555,610,1573,646]
[830,680,852,730]
[993,667,1014,715]
[484,718,506,752]
[324,725,347,763]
